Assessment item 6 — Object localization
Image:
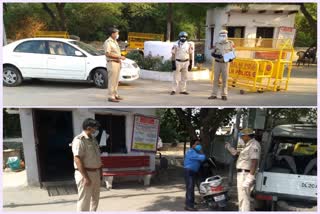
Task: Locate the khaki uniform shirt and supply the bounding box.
[72,131,102,169]
[103,37,121,61]
[212,40,235,62]
[172,41,193,61]
[236,138,261,170]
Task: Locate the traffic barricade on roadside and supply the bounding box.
[212,38,294,93]
[35,31,70,38]
[229,58,274,93]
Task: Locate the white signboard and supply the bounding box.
[278,26,296,45]
[131,115,160,153]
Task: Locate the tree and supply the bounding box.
[264,108,317,128]
[166,3,173,41]
[295,3,317,47]
[174,3,226,40]
[174,108,236,155]
[299,3,317,42]
[42,3,67,30]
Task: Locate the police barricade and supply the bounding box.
[228,58,274,93]
[225,38,294,93]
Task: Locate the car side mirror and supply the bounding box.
[75,50,83,57]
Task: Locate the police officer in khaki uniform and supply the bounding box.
[170,31,193,95]
[72,118,102,212]
[209,30,235,101]
[225,128,261,211]
[104,27,126,103]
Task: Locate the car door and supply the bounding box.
[46,41,87,80]
[12,40,47,78]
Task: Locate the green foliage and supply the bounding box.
[265,108,317,128]
[156,109,188,143]
[4,3,226,41]
[126,50,144,66]
[126,51,172,71]
[294,3,317,47]
[160,60,173,72]
[143,55,163,71]
[5,3,316,47]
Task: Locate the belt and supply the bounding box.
[176,59,189,62]
[215,60,225,63]
[75,168,100,171]
[237,169,250,173]
[107,60,120,63]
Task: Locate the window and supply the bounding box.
[47,41,82,56]
[256,27,275,47]
[227,27,245,47]
[63,43,80,56]
[227,27,245,38]
[48,41,66,55]
[256,27,274,39]
[264,138,317,175]
[14,40,46,54]
[70,41,101,56]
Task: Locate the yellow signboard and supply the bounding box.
[128,32,164,49]
[35,31,70,38]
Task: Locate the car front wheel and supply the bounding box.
[93,68,108,89]
[3,66,23,87]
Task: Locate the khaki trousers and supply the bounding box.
[172,61,189,92]
[75,170,101,212]
[107,61,121,99]
[212,61,229,96]
[237,171,251,212]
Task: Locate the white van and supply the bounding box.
[254,124,317,211]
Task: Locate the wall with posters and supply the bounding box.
[19,108,157,186]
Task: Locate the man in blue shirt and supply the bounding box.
[184,139,206,211]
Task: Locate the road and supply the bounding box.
[3,65,317,107]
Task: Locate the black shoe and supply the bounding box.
[208,96,217,99]
[184,206,198,211]
[115,96,123,100]
[108,98,120,103]
[222,96,228,101]
[170,91,176,95]
[180,91,189,95]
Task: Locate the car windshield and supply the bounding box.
[69,41,103,56]
[264,137,317,175]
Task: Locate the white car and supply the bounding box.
[3,38,140,88]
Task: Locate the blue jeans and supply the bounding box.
[184,168,196,208]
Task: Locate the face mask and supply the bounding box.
[179,37,187,43]
[116,34,119,40]
[219,34,227,42]
[92,130,100,138]
[195,145,202,152]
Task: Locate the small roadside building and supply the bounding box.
[205,4,300,61]
[19,108,158,187]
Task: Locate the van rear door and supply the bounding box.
[256,172,317,200]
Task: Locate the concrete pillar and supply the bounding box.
[19,109,40,186]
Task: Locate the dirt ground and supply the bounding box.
[2,144,238,211]
[2,144,317,211]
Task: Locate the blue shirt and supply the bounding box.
[184,149,206,172]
